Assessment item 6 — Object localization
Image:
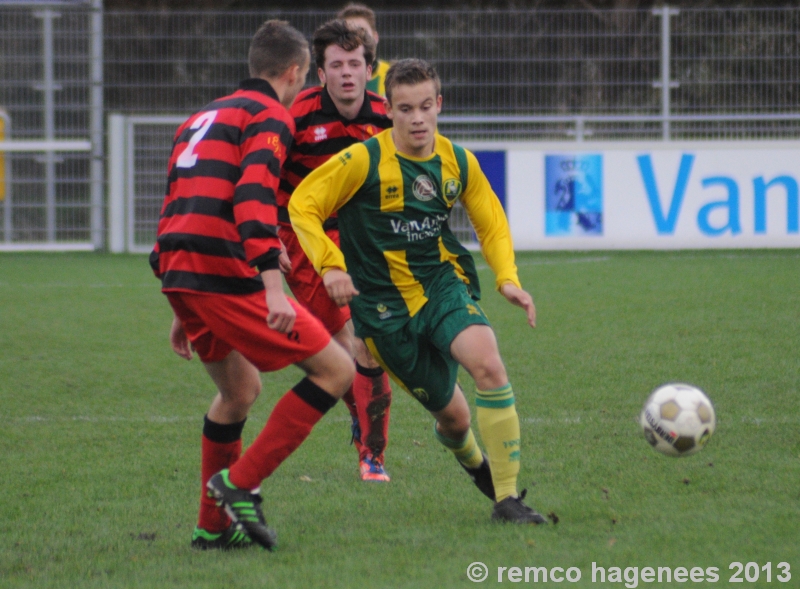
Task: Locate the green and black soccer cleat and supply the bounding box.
[458,453,496,501]
[191,523,254,550]
[491,489,549,524]
[206,469,278,551]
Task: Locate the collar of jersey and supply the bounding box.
[238,78,279,102]
[321,86,374,121]
[386,130,442,162]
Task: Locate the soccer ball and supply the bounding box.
[640,383,716,457]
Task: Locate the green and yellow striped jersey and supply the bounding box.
[290,128,520,337]
[366,59,391,97]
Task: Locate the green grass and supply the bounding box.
[1,250,798,588]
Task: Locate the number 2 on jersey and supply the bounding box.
[176,110,217,168]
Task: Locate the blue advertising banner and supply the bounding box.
[474,151,506,209]
[499,143,800,250]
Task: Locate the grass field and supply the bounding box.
[1,250,798,588]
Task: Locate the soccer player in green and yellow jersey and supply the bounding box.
[289,58,548,524]
[337,3,391,97]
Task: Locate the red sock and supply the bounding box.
[353,365,392,461]
[228,378,337,491]
[198,417,245,532]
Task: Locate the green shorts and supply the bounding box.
[364,282,491,412]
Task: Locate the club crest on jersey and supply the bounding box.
[411,387,429,403]
[412,175,437,202]
[313,126,328,142]
[442,178,462,205]
[376,303,392,319]
[465,303,481,316]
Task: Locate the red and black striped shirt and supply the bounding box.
[150,79,293,294]
[277,86,391,227]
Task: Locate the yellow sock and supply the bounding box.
[433,424,484,469]
[476,384,520,502]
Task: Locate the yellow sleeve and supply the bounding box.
[288,143,370,276]
[459,150,522,290]
[376,60,391,97]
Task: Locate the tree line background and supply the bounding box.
[105,1,800,9]
[99,3,799,133]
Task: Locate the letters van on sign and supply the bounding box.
[637,153,799,237]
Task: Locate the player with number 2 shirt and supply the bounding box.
[150,20,354,551]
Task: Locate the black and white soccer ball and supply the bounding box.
[640,383,716,457]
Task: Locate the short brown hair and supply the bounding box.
[248,19,309,79]
[312,19,376,71]
[336,3,377,32]
[384,58,441,105]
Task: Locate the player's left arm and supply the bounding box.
[460,150,536,328]
[262,267,296,333]
[169,313,193,360]
[235,108,299,332]
[233,110,294,274]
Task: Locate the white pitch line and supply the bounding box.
[2,253,797,289]
[474,251,800,272]
[12,413,793,425]
[0,282,155,288]
[10,415,199,424]
[476,255,611,271]
[650,252,800,262]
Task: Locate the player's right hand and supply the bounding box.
[265,290,296,333]
[323,268,359,307]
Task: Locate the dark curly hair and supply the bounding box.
[312,19,376,71]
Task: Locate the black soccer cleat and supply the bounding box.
[491,489,549,524]
[459,453,496,501]
[191,523,254,550]
[206,469,278,550]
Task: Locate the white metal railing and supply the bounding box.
[108,114,479,254]
[0,1,101,251]
[439,113,800,142]
[5,5,800,251]
[108,114,184,254]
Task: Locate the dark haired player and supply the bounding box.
[337,3,391,97]
[278,19,394,482]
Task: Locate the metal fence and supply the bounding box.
[104,7,800,141]
[107,114,478,253]
[0,1,102,249]
[1,5,799,250]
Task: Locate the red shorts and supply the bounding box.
[166,290,330,372]
[280,226,350,336]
